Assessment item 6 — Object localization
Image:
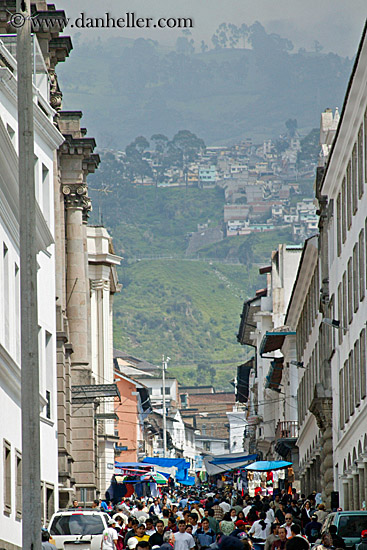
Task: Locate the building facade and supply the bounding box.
[0,34,63,549]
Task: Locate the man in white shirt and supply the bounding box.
[281,513,294,538]
[173,520,195,550]
[101,519,118,550]
[219,499,231,514]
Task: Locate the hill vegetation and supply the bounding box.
[89,171,294,388]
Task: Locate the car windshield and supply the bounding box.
[338,515,367,538]
[50,514,105,536]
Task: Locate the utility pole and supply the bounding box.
[162,355,167,457]
[17,1,42,549]
[161,355,171,458]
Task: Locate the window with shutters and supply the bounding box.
[339,368,344,430]
[360,328,367,400]
[353,244,359,312]
[344,361,349,424]
[336,193,342,257]
[342,272,348,332]
[3,440,11,515]
[358,125,364,197]
[349,350,355,415]
[342,178,347,243]
[347,161,352,229]
[359,230,365,301]
[338,283,343,346]
[347,259,353,324]
[352,143,358,214]
[354,339,361,407]
[15,451,21,520]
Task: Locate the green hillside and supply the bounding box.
[88,159,296,389]
[113,259,261,389]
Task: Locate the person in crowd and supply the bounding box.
[289,524,309,546]
[247,508,259,526]
[192,501,205,519]
[263,503,275,524]
[329,525,346,549]
[101,518,118,550]
[315,503,328,524]
[285,538,309,550]
[271,526,287,550]
[136,542,150,550]
[127,538,138,550]
[281,514,294,538]
[41,529,55,550]
[271,495,281,513]
[313,533,334,550]
[172,519,196,550]
[196,517,217,547]
[124,519,139,546]
[357,530,367,550]
[219,499,231,514]
[206,508,220,534]
[134,524,150,544]
[166,517,178,534]
[264,523,279,550]
[188,512,200,535]
[162,508,170,528]
[149,498,162,518]
[274,503,285,526]
[144,517,155,536]
[304,513,322,544]
[149,519,165,547]
[230,508,238,523]
[183,510,191,525]
[220,512,236,535]
[249,511,271,550]
[301,500,313,527]
[230,519,247,538]
[213,500,225,521]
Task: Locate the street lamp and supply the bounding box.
[322,318,348,331]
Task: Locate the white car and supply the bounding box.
[48,510,112,550]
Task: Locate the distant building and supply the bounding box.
[199,165,217,187]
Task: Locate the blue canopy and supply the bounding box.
[142,457,190,482]
[178,476,196,486]
[244,460,292,471]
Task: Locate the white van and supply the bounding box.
[48,510,112,550]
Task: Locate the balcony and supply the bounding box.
[275,421,298,440]
[275,421,298,459]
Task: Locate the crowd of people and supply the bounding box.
[42,487,353,550]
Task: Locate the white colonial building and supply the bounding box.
[237,244,302,468]
[319,25,367,510]
[0,36,64,548]
[88,226,121,495]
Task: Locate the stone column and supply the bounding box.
[358,462,365,510]
[64,184,96,502]
[342,478,349,510]
[364,459,367,508]
[347,474,354,510]
[352,469,360,511]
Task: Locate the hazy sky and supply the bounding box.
[59,0,367,57]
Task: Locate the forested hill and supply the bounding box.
[57,21,352,148]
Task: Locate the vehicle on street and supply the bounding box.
[48,509,111,550]
[321,510,367,549]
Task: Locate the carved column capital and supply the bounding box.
[62,184,91,218]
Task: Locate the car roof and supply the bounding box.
[52,510,108,516]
